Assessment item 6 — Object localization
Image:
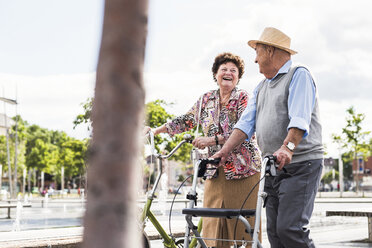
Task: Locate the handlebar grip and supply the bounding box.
[206,157,221,165]
[183,134,193,143]
[264,155,277,162]
[197,158,221,178]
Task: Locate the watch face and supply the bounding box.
[287,142,295,151]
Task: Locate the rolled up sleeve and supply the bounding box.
[287,68,316,138]
[234,86,259,140]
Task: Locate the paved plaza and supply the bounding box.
[0,194,371,247]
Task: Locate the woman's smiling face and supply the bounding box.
[215,62,239,90]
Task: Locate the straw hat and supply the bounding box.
[248,27,297,55]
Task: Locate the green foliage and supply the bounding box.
[332,106,371,174]
[73,97,93,130]
[73,98,194,163]
[341,151,354,180]
[0,135,7,168]
[177,174,185,182]
[145,100,174,127]
[333,107,371,157]
[0,116,28,174]
[0,114,89,190]
[55,138,88,183]
[322,170,339,184]
[145,100,193,163]
[24,125,88,181]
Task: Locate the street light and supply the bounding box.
[0,97,17,105]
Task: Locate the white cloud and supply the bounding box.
[1,0,372,158]
[0,73,95,139]
[144,0,372,158]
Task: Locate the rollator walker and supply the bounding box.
[182,155,278,248]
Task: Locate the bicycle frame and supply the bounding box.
[140,131,193,248]
[188,218,202,248]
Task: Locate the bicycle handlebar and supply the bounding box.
[160,134,193,159]
[145,131,193,159]
[145,131,194,198]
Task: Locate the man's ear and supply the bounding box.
[268,46,276,58]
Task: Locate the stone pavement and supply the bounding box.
[0,227,83,248]
[1,195,372,247]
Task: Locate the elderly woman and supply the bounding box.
[148,52,261,247]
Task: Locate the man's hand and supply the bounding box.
[192,137,214,150]
[211,129,248,167]
[211,148,229,166]
[273,145,293,170]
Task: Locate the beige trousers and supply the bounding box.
[202,167,261,248]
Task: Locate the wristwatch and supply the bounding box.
[286,141,295,152]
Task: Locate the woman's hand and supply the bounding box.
[143,125,167,136]
[143,126,152,136]
[192,137,214,149]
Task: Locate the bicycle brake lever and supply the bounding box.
[265,155,287,176]
[183,134,193,143]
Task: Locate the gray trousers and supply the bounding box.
[264,159,323,248]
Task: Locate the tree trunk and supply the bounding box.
[82,0,148,247]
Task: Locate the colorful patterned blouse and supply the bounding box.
[165,88,262,180]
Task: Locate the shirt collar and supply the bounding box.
[210,87,239,101]
[267,60,292,82]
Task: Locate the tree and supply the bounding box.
[75,98,195,163]
[25,125,53,171]
[145,100,193,163]
[57,138,88,183]
[332,106,371,192]
[0,136,7,167]
[82,0,148,247]
[73,97,93,131]
[321,170,339,184]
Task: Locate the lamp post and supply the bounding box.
[23,168,26,195]
[338,147,344,197]
[357,153,364,194]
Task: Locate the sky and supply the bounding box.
[0,0,372,157]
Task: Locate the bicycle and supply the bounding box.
[141,130,193,248]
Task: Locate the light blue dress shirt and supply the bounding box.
[234,60,316,140]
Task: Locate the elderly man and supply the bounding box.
[213,27,323,248]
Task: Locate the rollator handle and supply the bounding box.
[264,155,279,176]
[197,158,221,178]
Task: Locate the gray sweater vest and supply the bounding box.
[255,65,324,163]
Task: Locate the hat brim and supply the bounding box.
[248,40,297,55]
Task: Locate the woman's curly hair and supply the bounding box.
[212,52,245,83]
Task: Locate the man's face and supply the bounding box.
[255,44,272,78]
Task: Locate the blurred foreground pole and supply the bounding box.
[82,0,148,247]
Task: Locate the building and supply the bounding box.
[323,157,338,175]
[352,156,372,190]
